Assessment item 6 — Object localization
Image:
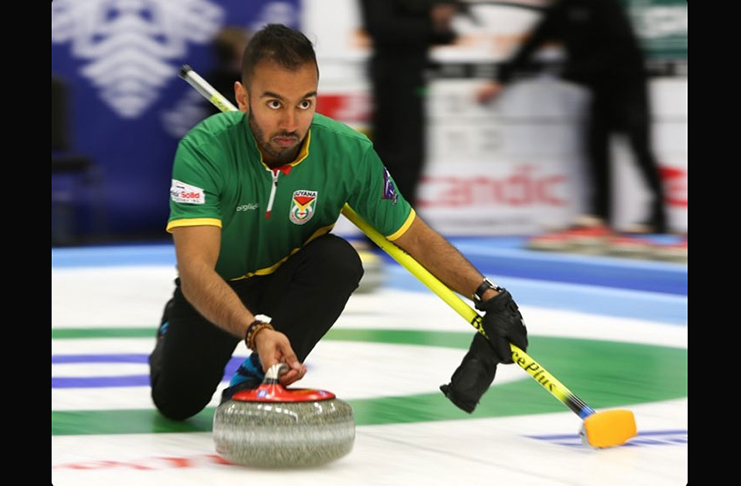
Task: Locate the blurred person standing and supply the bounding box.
[359,0,459,207]
[206,26,251,116]
[477,0,668,235]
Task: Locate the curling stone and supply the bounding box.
[526,232,573,252]
[652,239,687,263]
[605,235,655,259]
[568,226,612,255]
[213,363,355,468]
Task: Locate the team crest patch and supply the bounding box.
[289,190,318,225]
[382,167,399,205]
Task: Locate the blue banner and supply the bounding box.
[52,0,301,241]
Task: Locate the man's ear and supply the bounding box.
[235,81,249,113]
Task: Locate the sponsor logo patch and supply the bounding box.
[382,167,399,205]
[289,190,318,225]
[236,203,259,212]
[170,179,205,204]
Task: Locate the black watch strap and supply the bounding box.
[473,278,499,303]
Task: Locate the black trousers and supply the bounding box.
[369,56,427,207]
[149,234,364,421]
[585,83,666,227]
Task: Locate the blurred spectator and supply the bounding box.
[206,26,251,116]
[477,0,668,234]
[359,0,459,207]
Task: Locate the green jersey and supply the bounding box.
[167,111,415,281]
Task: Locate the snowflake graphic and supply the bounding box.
[52,0,224,119]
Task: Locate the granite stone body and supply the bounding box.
[213,367,356,469]
[214,397,355,468]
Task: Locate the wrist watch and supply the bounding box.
[472,277,501,303]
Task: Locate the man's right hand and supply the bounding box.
[253,328,307,386]
[431,3,457,32]
[476,81,504,104]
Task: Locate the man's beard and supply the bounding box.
[248,110,301,167]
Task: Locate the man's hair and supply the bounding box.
[241,24,318,85]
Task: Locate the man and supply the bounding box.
[149,24,527,421]
[477,0,667,234]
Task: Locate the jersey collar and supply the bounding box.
[244,115,312,173]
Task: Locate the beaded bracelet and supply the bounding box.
[244,320,260,342]
[245,320,274,351]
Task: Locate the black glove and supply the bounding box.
[440,332,499,413]
[475,288,528,364]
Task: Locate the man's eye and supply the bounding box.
[299,100,313,109]
[268,100,281,109]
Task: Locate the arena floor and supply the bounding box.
[52,236,687,485]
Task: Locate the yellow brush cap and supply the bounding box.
[582,409,637,448]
